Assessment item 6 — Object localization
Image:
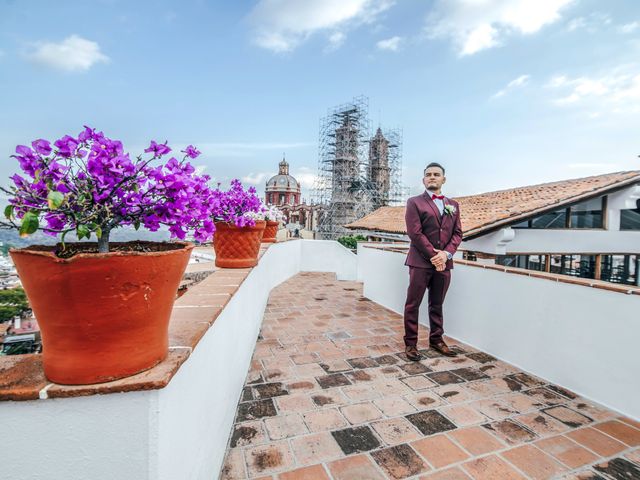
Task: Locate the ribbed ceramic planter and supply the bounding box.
[213,220,266,268]
[10,241,193,385]
[262,221,280,243]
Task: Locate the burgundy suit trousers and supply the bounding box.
[403,266,451,347]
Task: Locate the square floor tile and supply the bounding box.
[317,373,352,389]
[482,419,537,446]
[411,434,470,469]
[237,399,278,422]
[331,426,381,455]
[327,454,386,480]
[371,444,429,479]
[372,417,422,445]
[406,410,457,436]
[428,371,466,386]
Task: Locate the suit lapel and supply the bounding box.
[441,197,450,226]
[423,192,442,225]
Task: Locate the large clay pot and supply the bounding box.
[10,241,193,385]
[213,220,266,268]
[262,221,280,243]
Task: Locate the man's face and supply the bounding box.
[423,166,446,191]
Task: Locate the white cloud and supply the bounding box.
[242,172,271,185]
[291,166,319,189]
[566,12,611,33]
[28,35,109,72]
[325,32,346,52]
[547,68,640,113]
[491,74,530,99]
[619,21,639,34]
[376,35,403,51]
[425,0,576,56]
[249,0,394,52]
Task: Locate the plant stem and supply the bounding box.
[98,228,110,253]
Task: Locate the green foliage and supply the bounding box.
[19,211,39,237]
[337,235,367,250]
[0,287,29,322]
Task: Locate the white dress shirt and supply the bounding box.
[432,196,444,215]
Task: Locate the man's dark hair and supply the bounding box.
[424,162,445,176]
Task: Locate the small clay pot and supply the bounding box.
[213,220,266,268]
[262,221,280,243]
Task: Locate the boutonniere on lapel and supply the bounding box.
[443,204,456,216]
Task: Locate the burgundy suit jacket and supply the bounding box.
[404,192,463,270]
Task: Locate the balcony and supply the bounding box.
[1,240,639,479]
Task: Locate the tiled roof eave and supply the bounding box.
[463,174,640,239]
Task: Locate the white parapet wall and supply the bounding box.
[357,243,640,421]
[0,240,357,480]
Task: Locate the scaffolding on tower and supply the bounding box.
[313,96,406,240]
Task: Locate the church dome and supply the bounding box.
[266,174,299,191]
[265,156,301,192]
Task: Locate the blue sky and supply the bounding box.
[1,0,639,199]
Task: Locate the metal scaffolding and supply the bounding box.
[369,126,404,209]
[313,96,405,240]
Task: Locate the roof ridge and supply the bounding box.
[454,170,640,200]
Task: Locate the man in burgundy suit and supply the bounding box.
[403,162,463,361]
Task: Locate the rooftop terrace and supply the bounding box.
[221,271,640,480]
[1,240,638,480]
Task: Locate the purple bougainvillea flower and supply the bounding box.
[144,140,171,157]
[5,126,218,249]
[54,135,79,158]
[32,139,52,156]
[181,145,201,159]
[210,178,263,228]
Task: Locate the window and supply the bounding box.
[569,197,603,228]
[511,219,530,229]
[511,196,605,230]
[531,209,567,229]
[601,254,639,286]
[496,255,546,271]
[526,255,546,271]
[549,254,596,278]
[620,199,640,231]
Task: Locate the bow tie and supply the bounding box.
[431,194,445,200]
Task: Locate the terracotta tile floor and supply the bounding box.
[221,273,640,480]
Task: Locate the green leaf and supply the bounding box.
[134,220,141,231]
[77,224,90,240]
[19,212,39,237]
[4,205,14,220]
[95,226,102,239]
[47,191,65,210]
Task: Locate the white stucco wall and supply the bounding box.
[357,244,640,421]
[462,228,640,255]
[300,239,358,280]
[0,240,357,480]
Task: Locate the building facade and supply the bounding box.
[264,157,319,233]
[265,157,301,206]
[346,171,640,286]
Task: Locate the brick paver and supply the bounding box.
[221,273,640,479]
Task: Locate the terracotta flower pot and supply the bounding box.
[10,241,193,385]
[262,221,280,243]
[213,220,266,268]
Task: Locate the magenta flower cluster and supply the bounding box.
[5,126,217,251]
[211,179,264,227]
